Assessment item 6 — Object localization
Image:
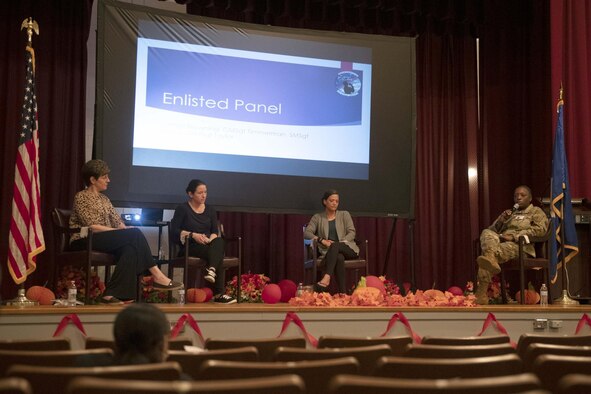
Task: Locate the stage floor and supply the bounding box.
[1,303,590,349]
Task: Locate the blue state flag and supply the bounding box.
[549,100,578,283]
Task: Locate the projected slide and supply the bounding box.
[133,38,372,179]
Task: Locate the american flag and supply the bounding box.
[7,45,45,284]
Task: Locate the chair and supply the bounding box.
[52,208,117,304]
[0,378,32,394]
[0,338,71,351]
[197,357,359,394]
[523,343,591,371]
[167,222,241,301]
[318,335,412,356]
[303,227,368,290]
[274,344,392,375]
[204,337,306,362]
[328,373,542,394]
[85,337,192,351]
[420,335,510,346]
[532,354,591,392]
[0,348,114,375]
[500,225,552,304]
[403,343,516,358]
[67,374,305,394]
[375,354,524,379]
[166,346,259,379]
[556,374,591,394]
[7,362,182,394]
[516,333,591,360]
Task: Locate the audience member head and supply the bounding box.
[113,303,170,365]
[81,159,110,187]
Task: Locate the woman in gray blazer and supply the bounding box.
[304,190,359,293]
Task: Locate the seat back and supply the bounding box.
[0,348,113,376]
[532,354,591,392]
[556,373,591,394]
[274,344,391,375]
[420,335,510,346]
[516,334,591,359]
[204,337,305,362]
[0,338,71,351]
[67,374,305,394]
[85,337,192,351]
[7,362,182,394]
[52,208,73,253]
[375,354,523,379]
[523,343,591,371]
[166,346,259,379]
[328,373,542,394]
[0,377,32,394]
[403,343,516,358]
[318,335,412,356]
[197,357,359,394]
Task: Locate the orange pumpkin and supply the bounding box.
[26,286,55,305]
[186,288,197,303]
[424,289,445,299]
[515,289,541,305]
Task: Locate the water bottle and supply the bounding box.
[178,289,185,305]
[296,283,304,297]
[540,283,548,307]
[67,280,77,307]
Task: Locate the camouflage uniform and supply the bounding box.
[476,204,548,303]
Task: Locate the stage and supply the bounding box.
[1,303,590,349]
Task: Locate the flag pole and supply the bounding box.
[5,17,41,308]
[552,86,578,306]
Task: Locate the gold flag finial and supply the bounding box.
[20,18,39,45]
[557,83,564,112]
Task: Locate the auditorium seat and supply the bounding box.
[0,338,71,351]
[0,348,113,376]
[556,374,591,394]
[85,337,192,351]
[204,337,305,362]
[375,353,524,379]
[66,374,305,394]
[197,357,359,394]
[403,343,516,358]
[0,377,32,394]
[516,333,591,359]
[166,346,259,379]
[317,335,412,356]
[420,335,510,346]
[274,344,391,375]
[532,354,591,392]
[523,343,591,371]
[7,362,182,394]
[328,373,543,394]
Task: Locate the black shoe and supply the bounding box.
[153,280,184,291]
[213,294,237,304]
[314,283,329,293]
[100,296,124,305]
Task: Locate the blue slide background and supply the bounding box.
[145,47,363,126]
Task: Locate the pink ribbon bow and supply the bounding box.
[53,314,87,337]
[278,312,318,348]
[171,313,205,345]
[380,312,422,343]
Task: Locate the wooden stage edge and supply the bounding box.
[1,303,590,349]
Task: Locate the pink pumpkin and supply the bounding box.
[262,283,282,304]
[365,275,386,295]
[447,286,464,296]
[202,287,214,302]
[278,279,297,302]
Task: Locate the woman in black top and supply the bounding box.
[170,179,236,304]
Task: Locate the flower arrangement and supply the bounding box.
[487,275,510,304]
[141,276,172,303]
[226,272,270,303]
[56,265,105,304]
[289,275,476,307]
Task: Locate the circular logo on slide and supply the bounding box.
[335,71,361,96]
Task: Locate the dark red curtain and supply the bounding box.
[0,1,92,300]
[551,0,591,199]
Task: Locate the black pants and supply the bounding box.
[71,228,155,300]
[186,237,225,295]
[322,242,358,293]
